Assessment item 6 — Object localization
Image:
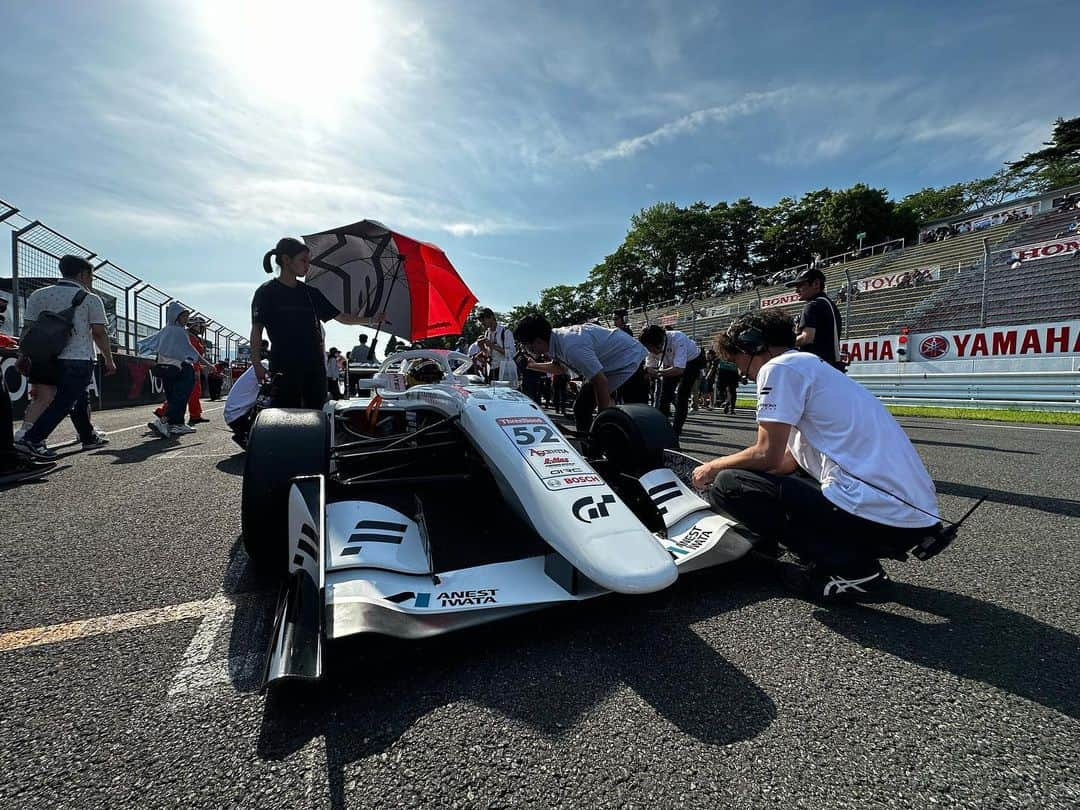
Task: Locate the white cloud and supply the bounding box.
[464,252,530,267]
[582,89,796,166]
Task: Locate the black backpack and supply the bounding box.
[20,287,88,365]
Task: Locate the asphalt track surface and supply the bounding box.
[1,400,1078,809]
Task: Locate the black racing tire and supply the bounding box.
[242,408,329,578]
[588,404,677,476]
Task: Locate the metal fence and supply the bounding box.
[2,196,247,361]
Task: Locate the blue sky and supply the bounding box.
[1,0,1076,352]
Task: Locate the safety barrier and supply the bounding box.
[739,371,1080,412]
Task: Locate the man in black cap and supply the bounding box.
[787,267,844,370]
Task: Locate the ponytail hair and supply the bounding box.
[263,237,308,273]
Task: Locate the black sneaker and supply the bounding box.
[0,456,56,480]
[81,432,110,449]
[188,417,210,425]
[777,561,892,604]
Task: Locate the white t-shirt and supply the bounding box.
[23,280,107,362]
[755,351,938,528]
[644,329,701,371]
[549,323,646,390]
[485,323,516,364]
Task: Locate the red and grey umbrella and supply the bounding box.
[303,220,477,341]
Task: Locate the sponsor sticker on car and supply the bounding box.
[495,416,603,489]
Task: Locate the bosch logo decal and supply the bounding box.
[572,494,616,523]
[919,335,949,359]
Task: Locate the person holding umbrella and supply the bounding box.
[251,238,385,409]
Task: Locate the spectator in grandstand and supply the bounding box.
[788,268,845,371]
[639,324,704,440]
[15,255,115,459]
[479,308,517,384]
[251,237,385,409]
[514,313,647,435]
[326,347,343,399]
[692,310,941,603]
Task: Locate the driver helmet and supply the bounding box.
[406,359,444,387]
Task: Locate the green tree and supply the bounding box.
[758,189,833,273]
[964,168,1023,209]
[819,183,896,252]
[1007,116,1080,192]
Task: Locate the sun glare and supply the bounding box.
[196,0,386,122]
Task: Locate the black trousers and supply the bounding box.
[327,378,342,400]
[272,360,327,410]
[715,370,739,414]
[0,371,16,470]
[552,374,569,414]
[573,364,648,434]
[658,352,705,436]
[710,469,932,576]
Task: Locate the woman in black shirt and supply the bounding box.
[251,238,384,409]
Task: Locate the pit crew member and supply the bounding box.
[691,310,941,602]
[514,313,648,434]
[639,324,704,440]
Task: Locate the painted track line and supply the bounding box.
[0,596,232,653]
[101,405,225,435]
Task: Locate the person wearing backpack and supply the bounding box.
[15,255,116,459]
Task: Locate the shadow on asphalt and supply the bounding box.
[215,454,245,476]
[934,480,1080,518]
[0,462,72,491]
[92,434,199,463]
[250,567,779,809]
[814,583,1080,720]
[912,438,1036,455]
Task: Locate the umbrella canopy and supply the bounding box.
[303,220,477,341]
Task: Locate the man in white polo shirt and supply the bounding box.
[690,310,942,602]
[514,313,647,434]
[639,324,704,440]
[16,255,116,458]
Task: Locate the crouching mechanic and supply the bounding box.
[223,360,270,448]
[691,310,943,602]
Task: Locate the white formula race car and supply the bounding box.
[242,350,760,687]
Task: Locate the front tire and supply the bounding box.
[242,408,329,577]
[588,404,677,476]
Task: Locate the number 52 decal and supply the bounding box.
[511,425,559,445]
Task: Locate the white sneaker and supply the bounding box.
[169,424,196,435]
[148,419,170,438]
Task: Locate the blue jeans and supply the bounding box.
[163,363,195,425]
[24,359,95,444]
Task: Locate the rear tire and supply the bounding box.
[242,408,329,578]
[588,404,677,476]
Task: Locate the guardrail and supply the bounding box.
[738,371,1080,412]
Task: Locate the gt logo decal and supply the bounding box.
[572,494,616,523]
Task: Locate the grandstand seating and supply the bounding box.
[623,196,1078,348]
[905,211,1080,332]
[847,221,1020,337]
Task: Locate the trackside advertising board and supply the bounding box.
[840,320,1080,365]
